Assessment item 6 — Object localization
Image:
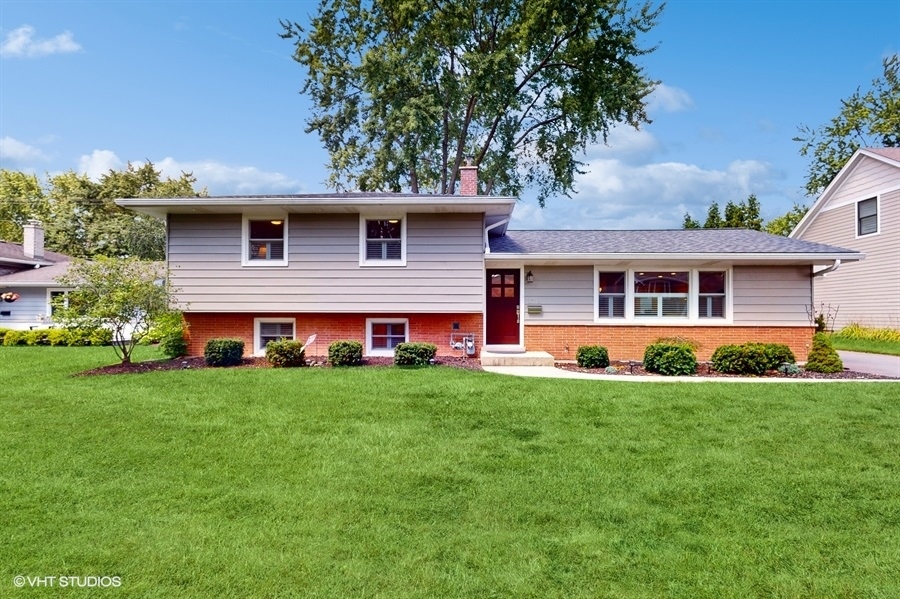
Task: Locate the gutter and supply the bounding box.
[812,259,841,277]
[483,218,511,254]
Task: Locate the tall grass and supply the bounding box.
[831,323,900,356]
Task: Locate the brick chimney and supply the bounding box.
[459,158,478,196]
[23,220,44,259]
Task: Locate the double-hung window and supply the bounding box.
[597,272,626,318]
[243,216,288,266]
[698,271,726,318]
[360,217,406,266]
[857,198,878,236]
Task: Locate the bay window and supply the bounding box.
[595,268,729,321]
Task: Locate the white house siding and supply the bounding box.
[0,287,47,329]
[731,266,812,325]
[168,213,485,313]
[523,265,594,323]
[800,187,900,328]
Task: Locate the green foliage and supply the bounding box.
[54,257,177,364]
[576,345,610,369]
[686,195,764,231]
[765,203,809,236]
[712,343,796,375]
[204,338,245,367]
[805,333,844,374]
[643,343,697,376]
[24,330,50,346]
[682,213,701,229]
[778,362,802,375]
[147,311,189,358]
[46,329,70,346]
[0,170,47,243]
[2,330,26,346]
[795,54,899,196]
[604,365,619,374]
[393,342,438,366]
[281,0,662,205]
[0,328,11,343]
[328,340,363,366]
[88,328,113,346]
[833,323,900,343]
[756,343,796,369]
[265,340,307,368]
[703,201,723,228]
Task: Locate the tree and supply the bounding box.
[703,201,723,228]
[280,0,663,205]
[765,202,809,237]
[0,170,47,242]
[682,212,701,229]
[795,54,899,197]
[684,195,763,231]
[53,257,177,364]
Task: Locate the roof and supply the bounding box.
[0,241,73,287]
[0,241,70,266]
[0,260,74,286]
[488,229,863,264]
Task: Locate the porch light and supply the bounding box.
[526,270,534,284]
[270,220,283,225]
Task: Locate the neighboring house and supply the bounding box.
[0,221,73,330]
[791,148,900,329]
[118,167,864,362]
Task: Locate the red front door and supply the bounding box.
[486,269,520,345]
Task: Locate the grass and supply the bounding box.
[830,336,900,356]
[2,347,899,598]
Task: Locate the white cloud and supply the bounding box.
[0,25,81,58]
[586,125,660,160]
[0,136,47,161]
[79,150,123,180]
[154,157,301,194]
[647,83,694,114]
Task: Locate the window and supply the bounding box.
[857,198,878,236]
[597,272,625,318]
[366,318,408,356]
[698,271,726,318]
[253,318,295,355]
[243,216,288,266]
[360,217,406,265]
[47,289,68,317]
[634,271,689,318]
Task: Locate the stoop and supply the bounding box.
[480,350,555,367]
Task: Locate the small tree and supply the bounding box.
[54,257,177,364]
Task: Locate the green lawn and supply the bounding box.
[831,336,900,356]
[2,347,899,598]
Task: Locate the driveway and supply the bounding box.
[837,351,900,378]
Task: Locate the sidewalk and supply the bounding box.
[837,351,900,378]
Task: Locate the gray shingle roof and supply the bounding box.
[489,229,861,255]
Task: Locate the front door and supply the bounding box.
[486,269,520,345]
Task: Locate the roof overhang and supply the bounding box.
[485,252,864,267]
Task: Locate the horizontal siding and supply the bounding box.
[0,287,48,328]
[732,266,812,325]
[824,156,899,207]
[168,213,485,313]
[523,266,594,323]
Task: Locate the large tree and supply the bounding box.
[281,0,662,205]
[795,54,899,197]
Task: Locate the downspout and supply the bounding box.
[483,218,511,254]
[812,259,841,277]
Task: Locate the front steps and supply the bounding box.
[480,350,555,367]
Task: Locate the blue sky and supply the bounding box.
[1,0,898,230]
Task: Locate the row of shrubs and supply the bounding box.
[0,327,112,347]
[575,334,843,375]
[203,338,439,368]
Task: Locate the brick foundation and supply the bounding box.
[184,313,483,358]
[524,324,816,361]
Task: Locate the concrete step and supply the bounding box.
[480,350,555,367]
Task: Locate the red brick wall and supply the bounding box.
[525,325,816,361]
[184,313,483,357]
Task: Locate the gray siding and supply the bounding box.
[523,265,594,322]
[732,266,812,325]
[0,287,48,329]
[168,213,485,312]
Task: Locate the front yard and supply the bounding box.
[2,347,898,598]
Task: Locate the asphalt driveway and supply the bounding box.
[838,351,900,378]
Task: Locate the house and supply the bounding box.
[0,221,73,331]
[791,148,900,329]
[117,167,864,362]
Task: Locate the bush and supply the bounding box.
[604,365,619,374]
[2,330,26,346]
[46,329,70,346]
[394,342,438,366]
[66,329,91,346]
[204,338,245,367]
[328,340,363,366]
[88,328,113,346]
[805,333,843,373]
[711,344,768,375]
[265,340,307,367]
[756,343,796,370]
[0,328,11,343]
[576,345,610,368]
[643,342,697,376]
[24,330,50,346]
[159,332,189,358]
[778,363,801,375]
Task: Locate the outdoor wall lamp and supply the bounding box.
[526,270,534,284]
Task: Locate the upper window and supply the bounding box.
[634,271,689,318]
[243,216,288,266]
[360,217,406,266]
[253,318,295,355]
[597,272,626,318]
[857,198,878,236]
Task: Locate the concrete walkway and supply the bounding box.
[482,365,899,383]
[838,350,900,378]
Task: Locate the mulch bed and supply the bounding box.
[78,355,483,376]
[556,360,898,380]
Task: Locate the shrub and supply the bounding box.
[394,342,438,366]
[604,365,619,374]
[778,363,801,375]
[160,332,189,358]
[204,338,245,367]
[2,330,26,346]
[805,333,843,373]
[643,342,697,376]
[265,340,307,367]
[757,343,796,370]
[711,343,796,375]
[328,340,363,366]
[0,328,11,343]
[576,345,610,369]
[46,329,70,346]
[24,330,50,346]
[88,328,113,346]
[654,336,700,351]
[66,329,92,346]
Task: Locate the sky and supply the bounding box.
[1,0,898,231]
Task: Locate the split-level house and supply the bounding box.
[791,148,900,329]
[0,221,73,331]
[118,166,864,362]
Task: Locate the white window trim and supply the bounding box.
[242,215,289,267]
[593,267,733,324]
[855,196,880,239]
[365,317,409,357]
[253,317,296,356]
[359,215,407,267]
[46,288,69,318]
